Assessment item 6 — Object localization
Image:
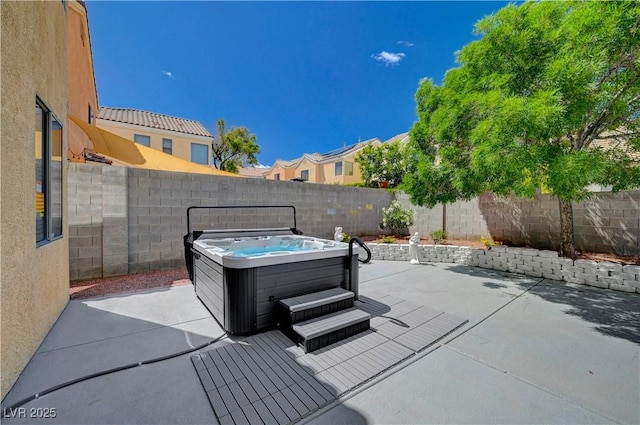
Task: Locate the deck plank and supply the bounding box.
[261,396,291,425]
[252,399,280,425]
[193,294,468,425]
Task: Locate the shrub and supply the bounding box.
[381,200,414,235]
[429,230,448,245]
[341,232,351,242]
[379,235,397,244]
[480,236,502,248]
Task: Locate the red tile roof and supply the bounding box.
[98,107,212,138]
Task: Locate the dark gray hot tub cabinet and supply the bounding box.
[193,251,359,335]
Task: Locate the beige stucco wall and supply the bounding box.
[1,1,70,399]
[96,119,213,166]
[68,0,98,163]
[265,163,296,181]
[320,153,364,185]
[295,157,322,183]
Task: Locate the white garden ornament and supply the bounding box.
[409,232,420,264]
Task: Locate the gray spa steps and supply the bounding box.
[278,287,371,353]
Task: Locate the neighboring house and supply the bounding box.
[264,138,382,184]
[96,107,214,166]
[1,0,70,399]
[382,132,410,146]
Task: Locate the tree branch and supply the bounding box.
[580,71,640,149]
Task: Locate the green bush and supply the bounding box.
[381,200,414,235]
[429,229,449,245]
[379,235,397,244]
[341,232,351,242]
[480,236,502,248]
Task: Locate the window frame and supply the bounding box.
[300,169,309,181]
[134,134,151,147]
[345,161,354,176]
[274,173,280,181]
[335,161,343,176]
[162,138,173,155]
[191,142,209,165]
[35,97,64,247]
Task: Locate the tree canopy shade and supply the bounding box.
[403,0,640,258]
[355,142,409,188]
[211,119,260,173]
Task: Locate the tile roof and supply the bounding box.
[238,167,269,178]
[382,132,409,144]
[97,107,212,138]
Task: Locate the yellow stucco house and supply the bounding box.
[264,138,382,184]
[1,0,70,399]
[96,107,214,166]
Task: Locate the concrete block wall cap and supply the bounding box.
[551,257,575,266]
[538,250,559,258]
[574,259,598,267]
[595,262,623,272]
[520,248,540,256]
[490,246,507,252]
[622,265,640,275]
[506,247,524,253]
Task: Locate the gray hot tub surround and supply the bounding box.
[190,230,360,335]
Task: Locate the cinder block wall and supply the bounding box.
[398,191,640,255]
[69,163,639,280]
[69,163,393,279]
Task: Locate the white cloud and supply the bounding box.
[162,70,173,78]
[371,51,406,66]
[397,40,414,47]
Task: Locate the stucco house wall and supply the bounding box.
[96,119,213,166]
[295,157,322,182]
[67,0,99,163]
[1,1,70,399]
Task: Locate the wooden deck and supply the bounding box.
[191,292,467,425]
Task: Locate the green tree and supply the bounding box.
[355,142,409,188]
[211,119,260,173]
[405,1,640,258]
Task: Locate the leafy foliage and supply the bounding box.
[379,235,397,244]
[381,200,415,235]
[211,119,260,173]
[355,142,409,188]
[429,230,448,245]
[480,236,502,249]
[405,1,640,256]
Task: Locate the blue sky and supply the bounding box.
[87,1,511,166]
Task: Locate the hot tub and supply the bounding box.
[190,229,360,335]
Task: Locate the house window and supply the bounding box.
[134,134,150,147]
[191,143,209,165]
[335,162,343,176]
[162,138,172,154]
[88,104,92,124]
[35,99,63,245]
[345,161,354,176]
[274,173,280,180]
[300,169,309,181]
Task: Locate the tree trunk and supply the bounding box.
[558,198,576,259]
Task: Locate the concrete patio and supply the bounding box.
[2,260,639,424]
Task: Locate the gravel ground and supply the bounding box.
[70,267,191,300]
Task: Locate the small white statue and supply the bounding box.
[409,232,420,264]
[334,227,344,242]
